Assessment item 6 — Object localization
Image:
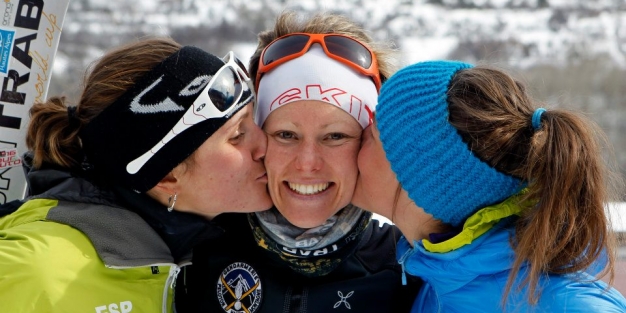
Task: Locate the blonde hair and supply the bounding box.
[248,10,398,87]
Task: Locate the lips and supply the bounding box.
[286,182,331,195]
[257,172,268,182]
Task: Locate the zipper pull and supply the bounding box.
[397,248,411,286]
[170,266,181,289]
[401,268,407,286]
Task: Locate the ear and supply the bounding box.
[152,171,179,196]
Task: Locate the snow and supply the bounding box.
[58,0,626,72]
[608,203,626,233]
[400,37,459,64]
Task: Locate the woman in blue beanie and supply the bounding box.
[352,60,626,311]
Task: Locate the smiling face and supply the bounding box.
[263,100,362,228]
[169,103,273,218]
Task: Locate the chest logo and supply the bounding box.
[334,290,354,309]
[217,262,262,313]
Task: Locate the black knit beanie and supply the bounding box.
[80,46,252,192]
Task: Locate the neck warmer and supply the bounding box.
[249,205,372,276]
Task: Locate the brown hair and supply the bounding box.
[446,65,622,305]
[248,10,398,88]
[26,37,181,170]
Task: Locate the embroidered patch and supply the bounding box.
[217,262,262,313]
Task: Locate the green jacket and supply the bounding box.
[0,198,179,313]
[0,156,220,313]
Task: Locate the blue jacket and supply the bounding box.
[397,197,626,312]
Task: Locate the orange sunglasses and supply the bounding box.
[256,33,381,93]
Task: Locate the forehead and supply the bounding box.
[265,100,360,127]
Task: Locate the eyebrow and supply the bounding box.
[283,119,357,129]
[223,110,248,131]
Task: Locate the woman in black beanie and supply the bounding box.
[0,36,272,312]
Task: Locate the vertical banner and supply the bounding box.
[0,0,70,204]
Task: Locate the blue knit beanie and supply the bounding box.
[376,60,523,227]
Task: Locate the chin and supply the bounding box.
[351,193,365,211]
[286,216,327,229]
[258,197,274,211]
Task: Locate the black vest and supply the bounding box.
[175,213,420,313]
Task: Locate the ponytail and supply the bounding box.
[26,96,83,169]
[512,108,617,303]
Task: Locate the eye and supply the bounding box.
[276,131,296,140]
[229,130,245,143]
[327,132,348,140]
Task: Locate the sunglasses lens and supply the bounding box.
[324,35,373,69]
[262,34,310,65]
[208,67,243,112]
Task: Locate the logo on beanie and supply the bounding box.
[129,74,212,114]
[269,85,370,126]
[217,262,262,313]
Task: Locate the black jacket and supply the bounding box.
[175,212,420,313]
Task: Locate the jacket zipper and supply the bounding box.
[397,245,413,286]
[162,265,181,313]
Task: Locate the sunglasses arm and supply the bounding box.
[125,110,203,174]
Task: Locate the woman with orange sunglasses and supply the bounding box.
[175,11,420,313]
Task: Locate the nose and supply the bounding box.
[251,123,267,162]
[295,139,322,172]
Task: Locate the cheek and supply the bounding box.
[195,148,245,182]
[344,157,360,180]
[335,144,360,180]
[358,143,393,189]
[264,141,289,177]
[357,143,374,175]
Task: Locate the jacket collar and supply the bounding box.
[21,152,223,263]
[422,192,533,253]
[112,186,224,262]
[396,193,533,294]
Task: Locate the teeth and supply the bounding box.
[288,182,330,195]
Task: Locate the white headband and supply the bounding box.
[256,44,378,129]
